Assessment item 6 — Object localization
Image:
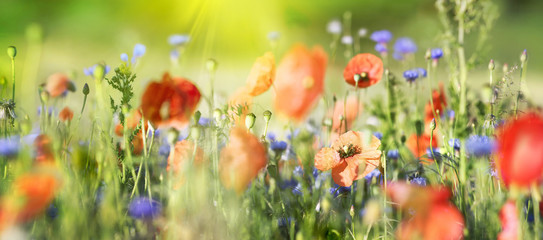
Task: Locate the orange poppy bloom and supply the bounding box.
[314,131,381,187]
[496,112,543,188]
[330,95,361,133]
[273,44,327,121]
[498,200,518,240]
[45,73,75,97]
[34,134,55,164]
[59,106,74,122]
[386,182,464,240]
[0,169,61,231]
[113,110,145,155]
[167,140,205,173]
[343,53,383,88]
[246,52,275,96]
[140,73,201,130]
[219,127,267,193]
[228,87,253,125]
[406,133,438,161]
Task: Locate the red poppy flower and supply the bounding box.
[425,83,447,124]
[498,200,519,240]
[140,73,201,130]
[167,140,205,173]
[45,73,75,98]
[0,169,61,231]
[343,53,383,88]
[386,182,464,240]
[59,106,74,122]
[496,113,543,188]
[330,96,361,133]
[246,52,275,96]
[228,87,253,126]
[219,127,267,193]
[34,134,55,164]
[273,44,327,121]
[314,131,381,187]
[406,133,438,161]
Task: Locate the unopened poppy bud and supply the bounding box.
[0,77,6,86]
[193,110,201,124]
[83,83,90,95]
[167,128,179,145]
[245,113,256,129]
[206,58,218,72]
[503,63,509,74]
[488,59,495,71]
[430,118,436,131]
[7,46,16,59]
[93,64,105,81]
[339,115,345,122]
[414,120,423,136]
[353,74,361,84]
[520,49,527,63]
[40,89,50,103]
[67,81,76,92]
[401,133,406,144]
[263,110,272,122]
[190,126,201,140]
[213,108,222,122]
[323,118,332,127]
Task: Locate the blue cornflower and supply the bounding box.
[393,37,417,54]
[47,204,58,219]
[387,149,399,160]
[198,117,212,126]
[271,141,288,152]
[431,48,443,59]
[168,34,190,46]
[403,69,419,82]
[286,129,300,140]
[267,132,277,142]
[447,110,455,119]
[415,68,427,78]
[364,169,381,181]
[120,53,129,62]
[0,137,19,157]
[158,144,170,157]
[448,138,461,151]
[330,184,352,197]
[373,132,383,140]
[131,44,146,64]
[426,147,440,159]
[278,217,294,227]
[411,177,427,186]
[374,43,387,53]
[466,135,496,157]
[370,30,393,43]
[128,197,162,220]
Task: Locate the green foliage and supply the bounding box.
[106,65,136,125]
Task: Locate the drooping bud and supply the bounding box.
[7,46,16,59]
[83,83,90,95]
[245,113,256,129]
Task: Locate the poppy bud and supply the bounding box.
[353,74,361,85]
[488,59,495,71]
[401,133,406,144]
[263,110,272,122]
[323,118,332,127]
[430,118,436,131]
[245,113,256,129]
[414,120,423,136]
[502,63,509,74]
[67,81,76,92]
[40,89,50,104]
[167,128,179,146]
[213,108,222,122]
[0,76,6,86]
[193,110,201,124]
[83,83,90,95]
[206,58,218,72]
[190,126,201,140]
[7,46,16,59]
[520,49,527,63]
[425,48,431,60]
[93,64,105,81]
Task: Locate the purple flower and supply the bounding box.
[131,44,146,64]
[403,69,419,82]
[426,147,440,159]
[393,37,417,54]
[341,35,353,45]
[431,48,443,59]
[271,141,288,152]
[374,43,387,53]
[120,53,129,63]
[0,137,19,157]
[370,30,393,43]
[83,64,110,77]
[415,68,427,78]
[466,135,496,157]
[447,110,455,119]
[168,34,190,46]
[448,138,461,151]
[373,132,383,140]
[364,169,381,181]
[387,149,399,160]
[327,20,342,34]
[128,197,162,220]
[411,177,426,186]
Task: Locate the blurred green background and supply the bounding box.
[1,0,542,117]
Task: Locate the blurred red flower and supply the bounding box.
[386,182,464,240]
[167,139,205,173]
[330,96,361,133]
[425,83,447,124]
[45,73,75,98]
[406,133,438,162]
[220,127,267,193]
[34,134,55,164]
[140,73,201,130]
[273,44,327,121]
[343,53,383,88]
[496,113,543,188]
[59,106,74,122]
[314,131,381,187]
[246,52,275,96]
[498,200,519,240]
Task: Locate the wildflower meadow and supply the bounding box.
[1,0,543,239]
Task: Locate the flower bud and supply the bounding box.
[206,58,218,72]
[414,120,423,136]
[167,128,179,145]
[520,49,527,63]
[502,63,509,74]
[83,83,90,95]
[190,126,201,140]
[245,113,256,129]
[488,59,495,71]
[263,110,272,122]
[193,110,201,124]
[40,89,50,104]
[323,118,332,127]
[67,81,76,92]
[430,118,436,131]
[7,46,16,59]
[213,108,222,122]
[93,64,105,81]
[425,48,431,60]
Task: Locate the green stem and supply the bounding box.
[457,1,468,117]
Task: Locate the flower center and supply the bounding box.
[338,144,361,158]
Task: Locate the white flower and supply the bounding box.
[327,20,342,34]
